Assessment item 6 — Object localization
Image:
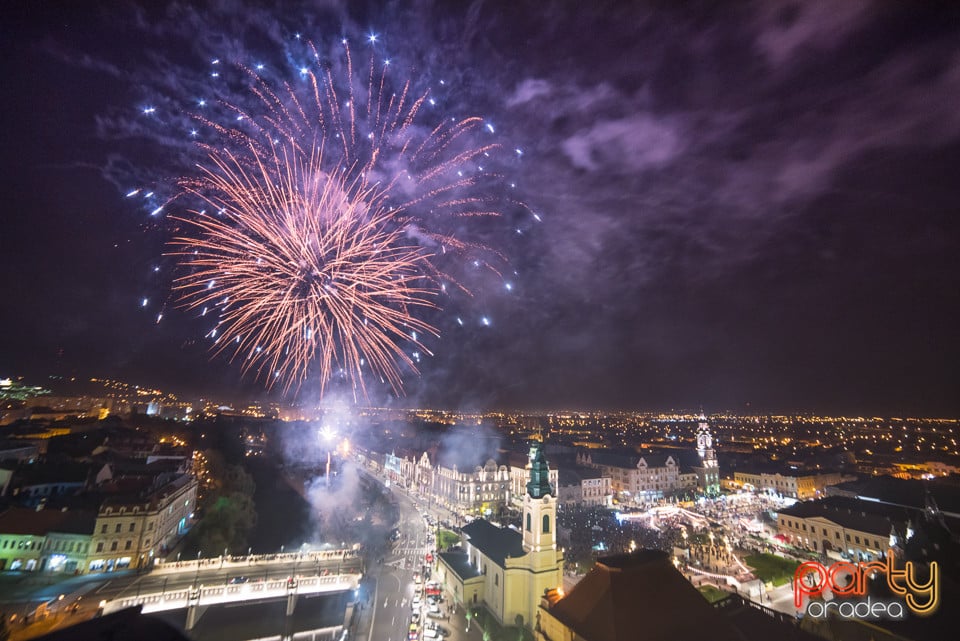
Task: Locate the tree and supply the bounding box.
[436,529,460,551]
[185,448,257,556]
[183,492,257,555]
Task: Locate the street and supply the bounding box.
[363,472,431,641]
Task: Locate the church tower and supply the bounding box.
[696,413,717,469]
[522,441,556,553]
[695,413,720,495]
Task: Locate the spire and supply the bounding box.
[526,441,553,498]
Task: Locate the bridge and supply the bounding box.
[100,549,364,631]
[150,548,362,576]
[102,572,362,630]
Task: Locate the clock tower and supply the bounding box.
[695,413,719,495]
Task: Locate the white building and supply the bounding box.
[578,451,681,503]
[432,458,512,516]
[87,473,197,572]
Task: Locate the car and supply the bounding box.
[228,576,249,584]
[428,603,440,614]
[411,612,420,624]
[423,628,438,639]
[436,625,451,637]
[411,597,422,610]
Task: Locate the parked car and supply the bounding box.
[228,576,249,584]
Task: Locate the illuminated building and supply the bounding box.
[0,507,96,573]
[431,457,512,515]
[776,496,904,560]
[732,468,844,499]
[436,442,563,630]
[87,474,197,572]
[577,451,682,503]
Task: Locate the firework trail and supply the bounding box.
[168,38,507,398]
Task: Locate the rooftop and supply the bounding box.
[828,475,960,517]
[461,519,526,568]
[776,495,908,536]
[544,549,743,641]
[558,465,604,486]
[437,551,481,581]
[731,460,841,477]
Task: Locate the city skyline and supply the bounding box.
[1,2,959,415]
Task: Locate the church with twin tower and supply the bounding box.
[437,441,563,630]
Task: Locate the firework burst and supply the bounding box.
[168,38,508,398]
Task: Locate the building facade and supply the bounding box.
[578,451,682,503]
[775,496,898,560]
[432,459,512,516]
[0,507,95,573]
[87,474,197,572]
[556,468,612,507]
[383,451,409,488]
[734,470,843,499]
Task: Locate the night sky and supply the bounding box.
[1,1,958,415]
